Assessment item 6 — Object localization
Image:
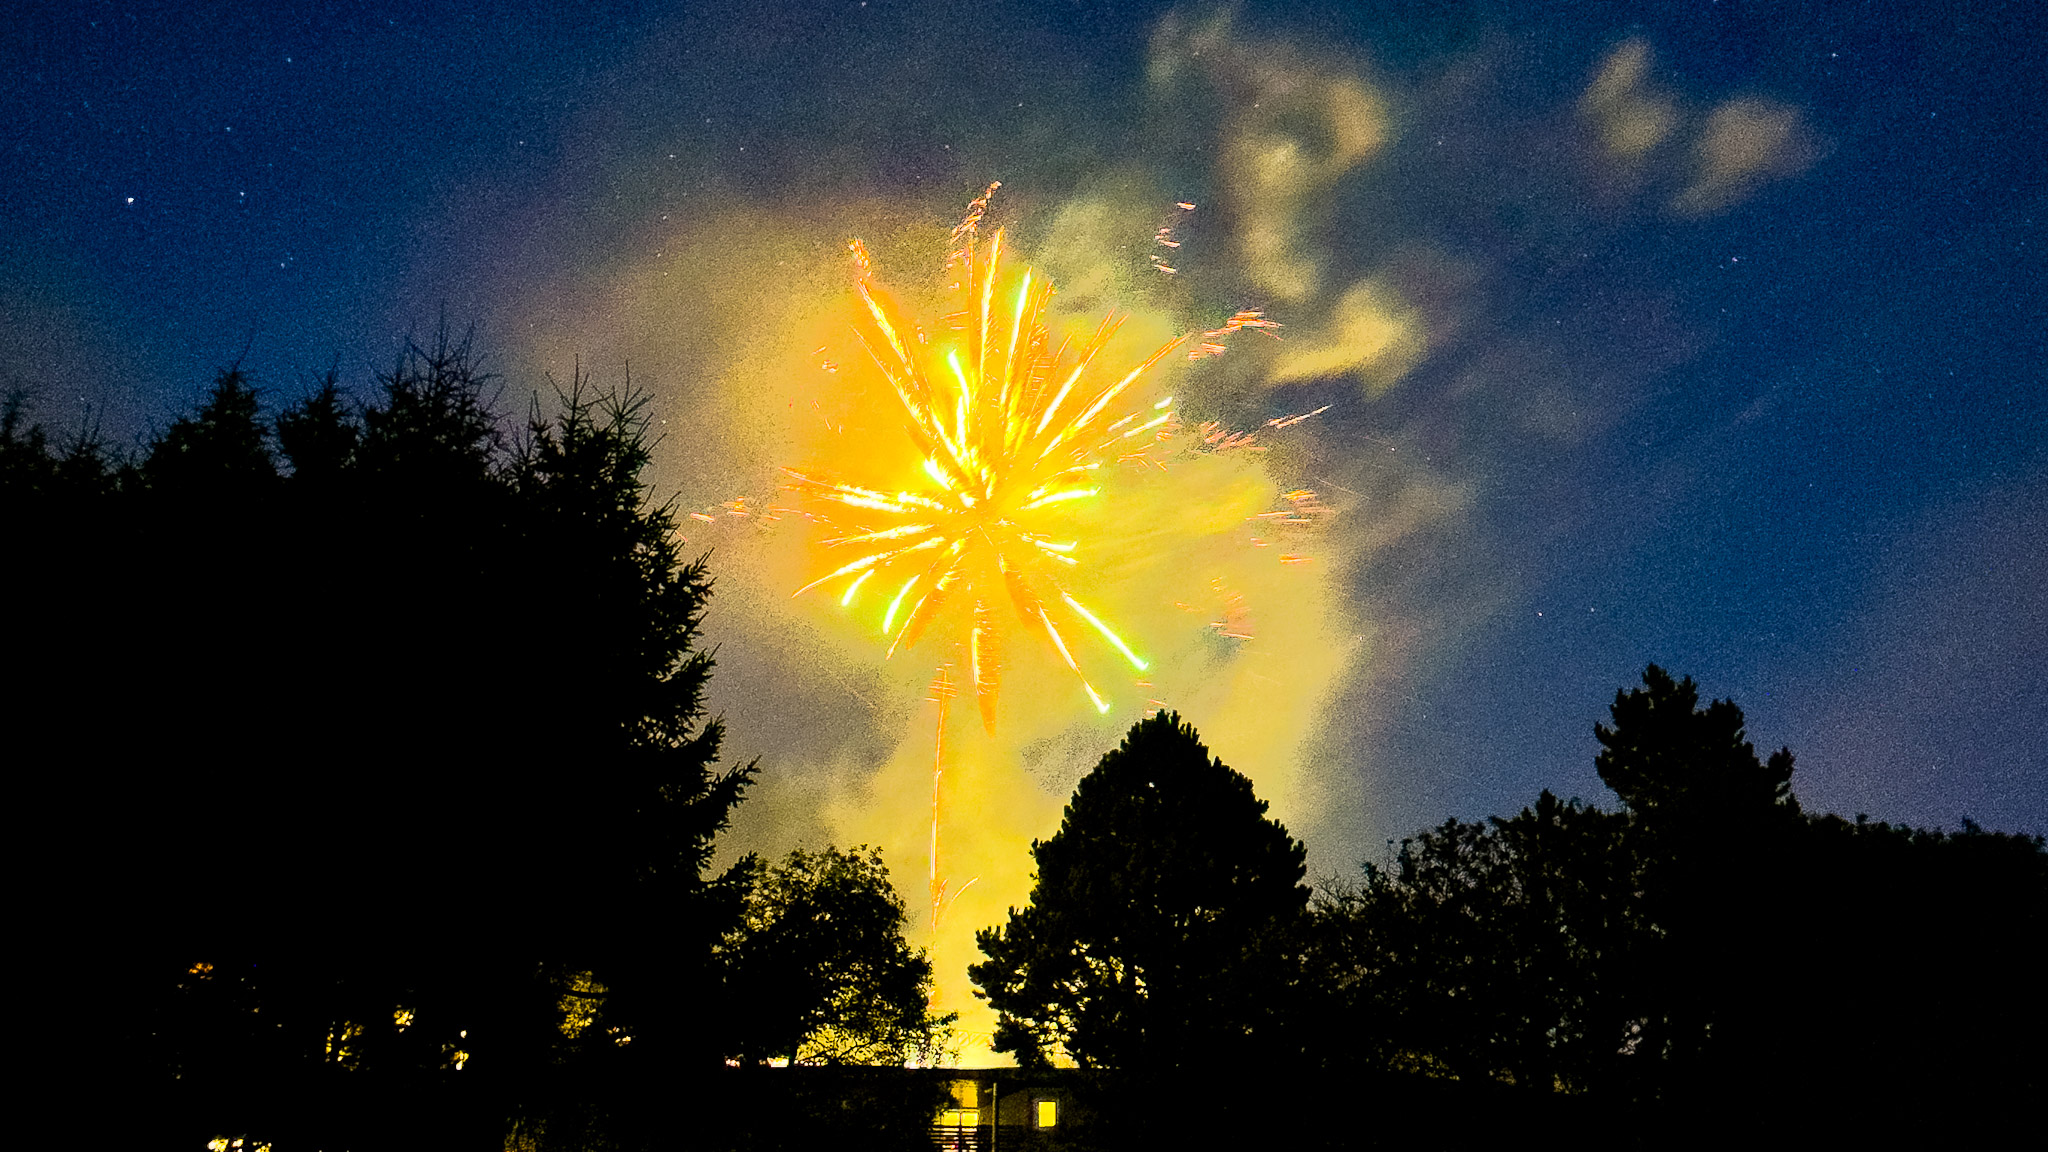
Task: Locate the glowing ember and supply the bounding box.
[787,194,1200,732]
[1150,200,1196,275]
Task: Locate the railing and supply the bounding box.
[928,1123,989,1151]
[931,1124,1068,1151]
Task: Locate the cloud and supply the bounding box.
[1670,97,1820,218]
[1578,37,1820,217]
[1580,37,1680,165]
[1265,276,1426,395]
[1147,9,1438,402]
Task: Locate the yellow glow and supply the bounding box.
[506,13,1823,1067]
[1037,1099,1058,1128]
[557,971,606,1039]
[519,200,1363,1065]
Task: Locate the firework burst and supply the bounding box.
[787,201,1193,732]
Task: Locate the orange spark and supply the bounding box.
[1266,404,1331,429]
[1151,199,1200,275]
[1208,575,1255,640]
[1188,310,1283,360]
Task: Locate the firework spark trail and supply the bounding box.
[924,666,968,932]
[919,665,988,937]
[1266,404,1330,429]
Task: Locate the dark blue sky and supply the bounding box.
[6,0,2042,858]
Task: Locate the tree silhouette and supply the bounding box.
[972,711,1308,1083]
[1317,791,1640,1094]
[140,366,277,498]
[1595,664,1798,831]
[275,370,359,483]
[1590,665,1804,1104]
[498,376,757,1080]
[720,846,953,1067]
[1,390,62,495]
[9,340,759,1149]
[1315,664,2046,1139]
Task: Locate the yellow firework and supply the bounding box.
[788,207,1188,731]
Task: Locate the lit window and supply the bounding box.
[937,1108,980,1127]
[1036,1099,1058,1128]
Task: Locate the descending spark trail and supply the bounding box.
[925,667,967,931]
[787,193,1197,734]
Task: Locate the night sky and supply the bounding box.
[9,0,2042,884]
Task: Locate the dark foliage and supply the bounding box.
[274,370,359,482]
[139,365,278,498]
[1594,665,1798,826]
[721,847,954,1068]
[973,712,1309,1073]
[971,712,1309,1143]
[1318,665,2047,1142]
[9,338,761,1149]
[1314,792,1641,1095]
